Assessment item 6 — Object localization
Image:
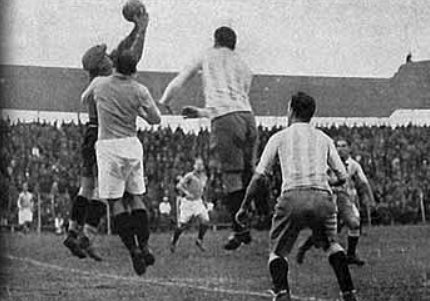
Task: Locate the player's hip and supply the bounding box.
[274,189,336,222]
[96,136,143,158]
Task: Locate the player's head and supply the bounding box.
[22,182,28,191]
[214,26,236,50]
[193,157,205,172]
[116,50,138,75]
[82,44,113,80]
[287,92,316,124]
[335,138,351,159]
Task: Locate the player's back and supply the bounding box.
[91,74,151,140]
[271,123,335,192]
[201,47,253,116]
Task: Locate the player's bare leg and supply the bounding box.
[195,215,210,252]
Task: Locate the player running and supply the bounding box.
[159,27,257,251]
[236,92,358,301]
[63,7,149,261]
[170,157,210,253]
[296,138,375,266]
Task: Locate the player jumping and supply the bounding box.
[170,157,210,253]
[159,27,257,251]
[296,138,375,266]
[63,7,149,261]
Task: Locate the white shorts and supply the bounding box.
[18,209,33,225]
[96,137,146,199]
[177,198,210,225]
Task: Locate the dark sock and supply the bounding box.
[172,227,183,245]
[114,212,136,252]
[68,228,78,237]
[198,224,208,241]
[85,200,106,228]
[131,209,150,248]
[329,251,355,293]
[226,190,246,233]
[347,236,359,257]
[269,257,289,293]
[71,195,89,227]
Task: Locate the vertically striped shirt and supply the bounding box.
[195,48,253,119]
[330,157,369,197]
[256,123,347,192]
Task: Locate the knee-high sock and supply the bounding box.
[328,251,355,293]
[83,200,106,241]
[131,209,150,248]
[69,195,89,234]
[347,235,360,256]
[172,226,184,246]
[225,190,247,233]
[115,212,136,252]
[198,224,208,241]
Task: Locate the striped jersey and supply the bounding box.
[330,157,369,197]
[197,47,253,119]
[256,123,347,192]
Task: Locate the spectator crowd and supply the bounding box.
[1,119,429,231]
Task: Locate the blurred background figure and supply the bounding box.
[17,182,34,234]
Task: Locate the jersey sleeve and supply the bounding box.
[327,139,347,182]
[81,77,101,105]
[352,161,369,185]
[255,134,279,175]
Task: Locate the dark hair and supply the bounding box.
[214,27,236,50]
[116,50,137,75]
[290,92,316,122]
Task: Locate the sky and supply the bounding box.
[2,0,430,77]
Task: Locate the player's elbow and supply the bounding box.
[147,113,161,125]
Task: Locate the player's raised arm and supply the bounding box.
[159,57,203,106]
[110,8,149,68]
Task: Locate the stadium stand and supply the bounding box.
[0,120,428,231]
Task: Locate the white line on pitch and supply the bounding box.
[4,255,334,301]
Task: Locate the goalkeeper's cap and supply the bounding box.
[82,44,108,71]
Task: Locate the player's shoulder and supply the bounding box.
[347,157,362,170]
[183,171,194,179]
[314,127,333,142]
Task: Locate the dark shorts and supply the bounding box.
[81,125,98,177]
[336,191,360,230]
[270,189,338,256]
[210,111,257,193]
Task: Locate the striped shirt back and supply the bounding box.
[256,123,347,192]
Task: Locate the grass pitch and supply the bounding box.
[1,225,429,301]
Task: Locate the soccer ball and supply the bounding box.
[122,0,146,22]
